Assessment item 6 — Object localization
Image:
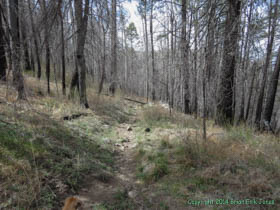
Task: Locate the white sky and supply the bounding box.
[122,0,143,35]
[122,0,164,50]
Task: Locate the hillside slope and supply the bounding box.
[0,77,280,209]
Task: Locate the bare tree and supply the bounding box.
[69,1,79,99]
[74,0,89,108]
[39,0,51,94]
[148,0,155,100]
[19,2,31,71]
[180,0,190,114]
[59,1,66,95]
[255,0,279,128]
[110,0,117,95]
[139,0,149,102]
[28,0,41,80]
[0,2,7,81]
[9,0,25,99]
[98,0,110,95]
[245,62,257,121]
[263,47,280,127]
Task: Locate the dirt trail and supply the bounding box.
[76,104,146,209]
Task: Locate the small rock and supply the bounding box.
[145,128,151,132]
[95,173,112,183]
[115,143,121,147]
[130,143,137,148]
[37,90,44,96]
[187,184,196,192]
[103,125,109,129]
[143,163,155,174]
[128,190,137,199]
[131,119,137,123]
[104,138,112,144]
[127,126,132,131]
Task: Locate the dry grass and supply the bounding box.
[2,74,280,209]
[134,105,280,209]
[0,75,118,209]
[87,92,130,124]
[140,105,200,129]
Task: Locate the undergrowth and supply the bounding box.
[0,78,118,209]
[134,106,280,209]
[140,105,199,129]
[2,75,280,209]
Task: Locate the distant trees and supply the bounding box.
[0,0,280,132]
[130,0,280,131]
[126,23,138,50]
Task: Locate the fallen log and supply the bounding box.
[123,97,146,105]
[63,113,88,121]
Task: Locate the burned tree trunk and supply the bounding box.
[216,0,241,124]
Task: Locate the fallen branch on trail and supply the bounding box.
[123,97,146,105]
[63,113,88,121]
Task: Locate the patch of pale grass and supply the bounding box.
[87,92,129,123]
[141,105,170,123]
[0,80,17,102]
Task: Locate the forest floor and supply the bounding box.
[1,76,280,209]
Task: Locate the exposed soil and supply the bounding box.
[75,104,148,209]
